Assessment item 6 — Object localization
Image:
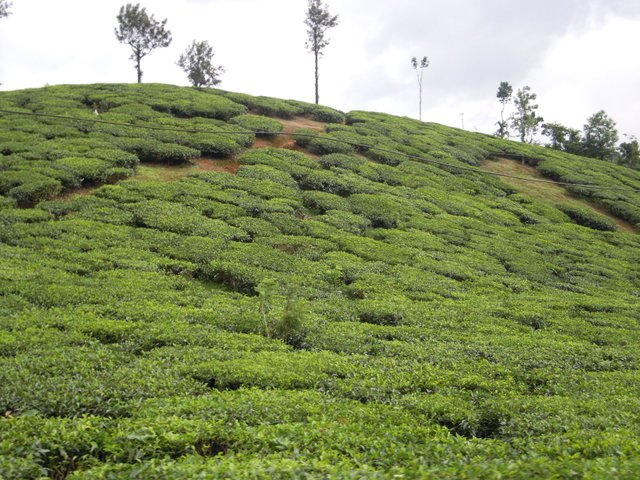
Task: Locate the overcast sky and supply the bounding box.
[1,0,639,139]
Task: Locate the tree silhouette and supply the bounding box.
[0,0,12,19]
[411,56,430,121]
[115,3,172,83]
[177,40,224,88]
[304,0,338,105]
[495,81,512,138]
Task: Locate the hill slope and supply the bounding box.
[1,84,639,478]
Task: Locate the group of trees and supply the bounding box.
[542,113,638,167]
[494,83,543,144]
[114,1,338,102]
[494,81,638,168]
[115,3,223,88]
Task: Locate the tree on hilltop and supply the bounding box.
[511,86,543,143]
[582,110,619,161]
[115,3,172,83]
[619,136,639,169]
[541,122,582,155]
[495,81,512,138]
[0,0,11,18]
[177,40,224,88]
[304,0,339,105]
[411,56,430,121]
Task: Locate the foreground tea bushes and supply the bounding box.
[1,84,640,477]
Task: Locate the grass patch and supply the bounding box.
[481,157,639,233]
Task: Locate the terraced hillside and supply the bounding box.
[1,84,639,478]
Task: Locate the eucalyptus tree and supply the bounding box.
[304,0,339,104]
[495,81,512,138]
[115,3,172,83]
[411,56,430,121]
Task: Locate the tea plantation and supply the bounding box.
[1,84,639,478]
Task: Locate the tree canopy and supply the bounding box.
[541,122,582,155]
[115,3,172,83]
[304,0,339,104]
[511,86,543,144]
[582,110,619,161]
[177,40,224,88]
[0,0,11,19]
[619,136,640,168]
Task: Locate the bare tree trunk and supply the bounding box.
[419,79,422,121]
[314,50,319,104]
[136,53,142,83]
[416,71,423,121]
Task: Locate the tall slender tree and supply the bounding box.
[495,81,512,138]
[304,0,338,104]
[115,3,172,83]
[411,56,430,121]
[0,0,11,18]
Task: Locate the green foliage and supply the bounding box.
[177,40,224,88]
[223,92,303,119]
[294,129,354,155]
[542,121,583,154]
[1,83,640,479]
[495,81,513,139]
[619,137,640,169]
[510,86,543,143]
[229,114,283,137]
[558,204,618,231]
[582,110,619,161]
[112,137,199,163]
[115,3,172,83]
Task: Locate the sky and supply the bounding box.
[1,0,639,140]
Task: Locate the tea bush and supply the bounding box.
[1,83,640,479]
[229,114,283,137]
[558,204,619,231]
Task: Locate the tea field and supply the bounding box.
[1,84,639,478]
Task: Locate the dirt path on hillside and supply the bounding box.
[254,116,327,150]
[481,157,639,234]
[42,116,327,204]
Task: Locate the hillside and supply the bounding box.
[1,84,639,478]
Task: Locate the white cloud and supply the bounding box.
[528,12,640,136]
[0,0,638,139]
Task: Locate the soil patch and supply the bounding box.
[252,116,327,151]
[280,116,327,135]
[58,186,99,202]
[132,163,200,182]
[481,157,639,234]
[190,157,241,174]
